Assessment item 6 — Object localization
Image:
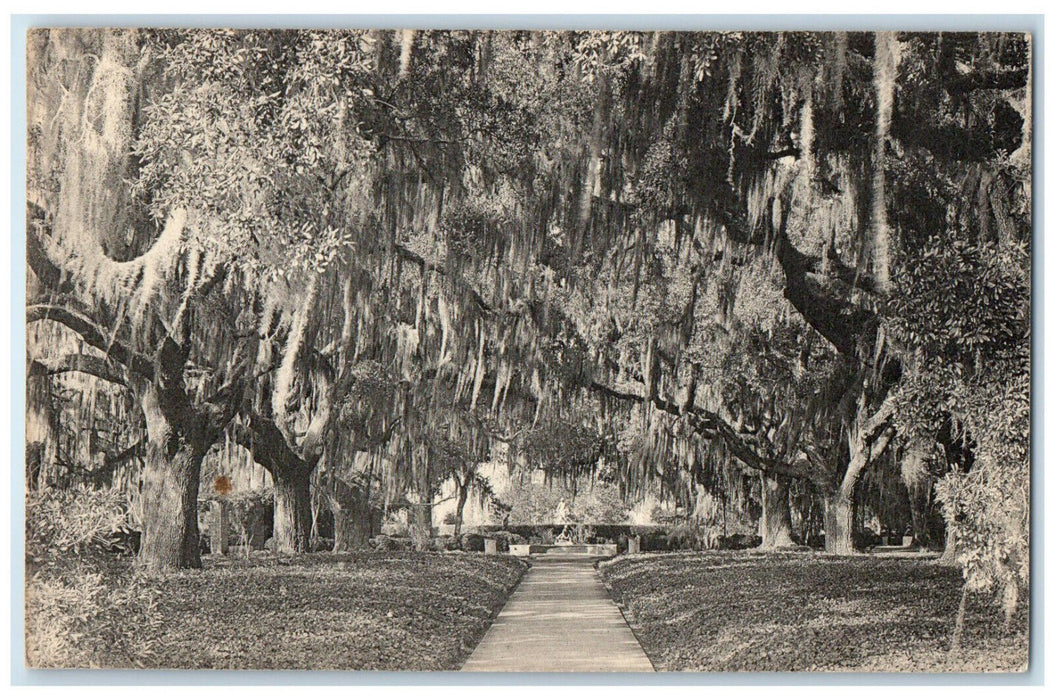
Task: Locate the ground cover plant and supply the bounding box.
[600,552,1028,672]
[27,549,526,670]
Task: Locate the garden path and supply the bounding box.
[460,555,654,672]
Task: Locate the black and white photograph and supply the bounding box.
[19,20,1033,675]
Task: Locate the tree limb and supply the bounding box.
[26,304,155,379]
[28,353,129,387]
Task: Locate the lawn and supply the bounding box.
[599,551,1029,673]
[26,551,527,670]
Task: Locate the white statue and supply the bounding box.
[553,498,573,544]
[554,498,570,524]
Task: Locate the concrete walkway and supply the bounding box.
[461,556,654,672]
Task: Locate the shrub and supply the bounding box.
[25,487,163,668]
[370,534,412,551]
[431,536,458,551]
[666,523,707,550]
[461,533,485,552]
[225,489,274,551]
[719,534,762,550]
[936,375,1030,626]
[26,486,134,564]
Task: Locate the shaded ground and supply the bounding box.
[599,551,1029,673]
[28,551,527,670]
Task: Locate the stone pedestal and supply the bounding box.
[628,535,641,554]
[484,537,498,554]
[211,500,229,556]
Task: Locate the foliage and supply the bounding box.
[886,231,1030,618]
[26,28,1031,581]
[887,240,1029,375]
[51,552,525,670]
[26,486,136,562]
[501,477,628,524]
[601,551,1028,672]
[514,421,612,476]
[25,487,164,668]
[203,488,275,553]
[935,374,1030,621]
[26,559,165,668]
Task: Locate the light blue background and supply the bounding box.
[9,12,1045,686]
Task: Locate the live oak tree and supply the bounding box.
[27,29,258,569]
[27,29,1030,577]
[498,30,1030,555]
[128,29,539,553]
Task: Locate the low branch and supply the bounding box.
[26,304,154,379]
[232,413,310,479]
[105,438,145,469]
[589,378,819,484]
[26,206,71,294]
[28,354,129,387]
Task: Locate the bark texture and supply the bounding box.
[139,441,206,569]
[906,478,935,549]
[272,467,312,553]
[823,490,855,555]
[452,481,470,540]
[331,480,377,552]
[758,474,795,549]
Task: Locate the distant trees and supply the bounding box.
[513,31,1030,566]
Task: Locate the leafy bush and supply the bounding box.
[719,534,762,550]
[25,487,164,668]
[665,522,712,550]
[370,534,412,551]
[888,236,1030,626]
[26,559,165,668]
[461,533,486,552]
[208,489,274,552]
[430,536,459,551]
[935,374,1030,625]
[26,486,135,563]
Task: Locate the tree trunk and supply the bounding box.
[823,449,862,555]
[823,490,855,555]
[408,459,434,550]
[138,439,206,570]
[332,487,374,552]
[453,482,469,539]
[410,500,434,551]
[822,410,892,554]
[333,506,373,551]
[273,468,312,553]
[939,527,959,566]
[759,474,795,549]
[906,478,934,549]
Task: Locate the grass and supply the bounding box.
[27,551,527,670]
[599,551,1029,673]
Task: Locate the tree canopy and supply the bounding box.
[26,29,1030,616]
